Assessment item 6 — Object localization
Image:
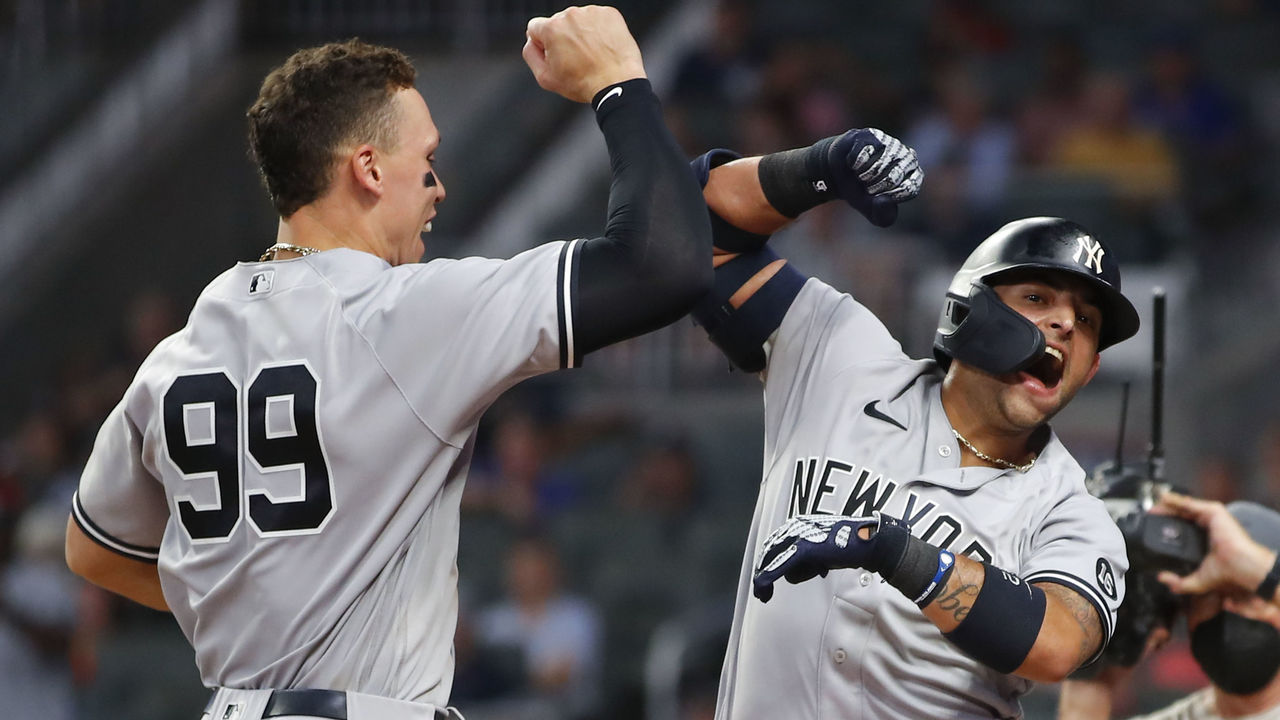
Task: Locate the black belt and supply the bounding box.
[263,689,347,719]
[206,688,459,719]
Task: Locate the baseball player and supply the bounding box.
[687,129,1140,718]
[63,7,710,720]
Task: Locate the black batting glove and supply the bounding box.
[753,513,910,602]
[758,128,924,227]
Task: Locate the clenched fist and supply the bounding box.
[523,6,647,104]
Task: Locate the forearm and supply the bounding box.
[704,157,793,236]
[699,126,920,255]
[920,554,1099,682]
[755,513,1101,682]
[65,516,169,612]
[920,552,986,631]
[1242,542,1279,602]
[574,79,713,355]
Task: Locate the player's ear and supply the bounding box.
[350,144,384,197]
[1084,352,1101,385]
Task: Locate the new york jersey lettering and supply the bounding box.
[784,455,993,560]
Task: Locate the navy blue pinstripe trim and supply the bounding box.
[556,242,570,368]
[568,240,582,367]
[72,492,160,563]
[554,239,584,369]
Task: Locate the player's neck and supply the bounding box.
[277,203,391,261]
[940,378,1036,469]
[1214,678,1280,718]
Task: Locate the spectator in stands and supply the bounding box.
[921,0,1013,71]
[1051,72,1180,204]
[121,290,179,368]
[477,536,602,720]
[1254,421,1280,509]
[1017,32,1092,166]
[668,0,764,152]
[10,409,78,505]
[1133,29,1249,227]
[1194,455,1244,503]
[617,436,702,531]
[0,501,80,720]
[733,99,793,158]
[905,62,1016,258]
[463,408,581,528]
[449,603,520,707]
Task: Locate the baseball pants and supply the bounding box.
[202,688,465,720]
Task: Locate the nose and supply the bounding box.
[1043,299,1075,335]
[434,171,446,203]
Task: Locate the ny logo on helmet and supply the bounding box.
[1073,236,1105,274]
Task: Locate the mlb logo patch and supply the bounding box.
[221,702,244,720]
[249,271,275,295]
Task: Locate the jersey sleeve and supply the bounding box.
[357,240,580,442]
[1021,490,1128,661]
[73,398,169,563]
[762,278,908,429]
[766,278,906,379]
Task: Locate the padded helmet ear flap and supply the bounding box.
[935,284,1045,376]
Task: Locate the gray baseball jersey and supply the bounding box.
[715,278,1127,720]
[72,242,582,705]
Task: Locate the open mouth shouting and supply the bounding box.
[1020,345,1065,393]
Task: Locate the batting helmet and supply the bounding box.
[934,217,1141,375]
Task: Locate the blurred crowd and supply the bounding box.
[662,0,1270,342]
[4,1,1280,719]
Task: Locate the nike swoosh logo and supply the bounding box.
[864,400,907,431]
[595,85,623,111]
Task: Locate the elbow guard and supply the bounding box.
[690,148,741,188]
[691,247,805,373]
[943,564,1047,674]
[690,148,771,253]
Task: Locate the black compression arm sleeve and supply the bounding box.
[572,79,713,361]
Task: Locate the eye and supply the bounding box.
[1025,293,1043,303]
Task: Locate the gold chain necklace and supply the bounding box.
[951,428,1036,473]
[259,243,321,261]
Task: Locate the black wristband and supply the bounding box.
[757,135,838,218]
[944,564,1047,674]
[591,78,657,126]
[865,513,911,576]
[874,515,953,605]
[1258,552,1280,601]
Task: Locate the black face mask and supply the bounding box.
[1190,611,1280,696]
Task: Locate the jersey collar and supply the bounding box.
[915,386,1063,491]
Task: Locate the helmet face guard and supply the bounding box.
[934,217,1141,375]
[938,283,1046,375]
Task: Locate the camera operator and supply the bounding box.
[1058,500,1280,720]
[1154,493,1280,607]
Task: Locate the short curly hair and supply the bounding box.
[247,39,417,217]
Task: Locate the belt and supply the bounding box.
[259,689,458,719]
[263,689,346,719]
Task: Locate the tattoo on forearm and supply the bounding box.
[934,582,980,623]
[1042,584,1103,665]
